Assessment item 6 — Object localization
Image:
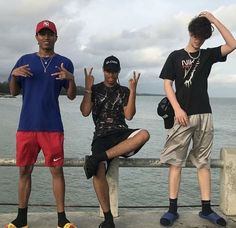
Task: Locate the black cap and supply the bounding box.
[103,55,121,72]
[157,97,175,129]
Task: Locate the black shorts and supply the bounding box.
[91,129,144,170]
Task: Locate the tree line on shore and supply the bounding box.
[0,81,162,96]
[0,81,85,95]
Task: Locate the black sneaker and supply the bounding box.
[83,155,98,179]
[98,220,115,228]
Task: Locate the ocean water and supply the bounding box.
[0,95,236,213]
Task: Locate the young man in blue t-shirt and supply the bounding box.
[5,20,77,228]
[159,11,236,227]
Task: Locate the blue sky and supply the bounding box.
[0,0,236,97]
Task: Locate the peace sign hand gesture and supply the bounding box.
[129,71,140,92]
[84,67,94,91]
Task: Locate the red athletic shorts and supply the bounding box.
[16,131,64,167]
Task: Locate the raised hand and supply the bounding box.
[129,71,140,91]
[199,11,216,23]
[84,67,94,90]
[51,63,74,80]
[11,64,33,77]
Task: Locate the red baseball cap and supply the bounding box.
[36,20,57,34]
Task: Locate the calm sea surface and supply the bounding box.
[0,95,236,213]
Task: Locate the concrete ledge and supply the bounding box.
[1,208,236,228]
[220,148,236,215]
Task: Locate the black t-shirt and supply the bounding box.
[159,46,226,115]
[91,82,130,138]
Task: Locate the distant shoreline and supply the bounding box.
[0,93,15,98]
[0,92,164,97]
[137,93,164,96]
[1,93,235,99]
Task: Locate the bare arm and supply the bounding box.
[51,63,77,100]
[124,71,140,120]
[9,64,32,96]
[80,68,94,116]
[200,11,236,56]
[67,78,77,100]
[9,76,21,96]
[164,79,189,126]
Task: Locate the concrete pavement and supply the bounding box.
[1,208,236,228]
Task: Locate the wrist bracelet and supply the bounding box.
[84,89,92,94]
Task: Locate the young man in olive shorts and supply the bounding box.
[159,11,236,227]
[80,56,150,228]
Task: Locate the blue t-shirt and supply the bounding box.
[9,53,74,132]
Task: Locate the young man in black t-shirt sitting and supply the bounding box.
[80,55,150,228]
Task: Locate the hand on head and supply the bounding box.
[198,11,215,23]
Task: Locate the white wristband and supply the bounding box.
[84,90,92,94]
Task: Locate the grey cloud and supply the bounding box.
[1,1,236,97]
[79,17,185,77]
[0,0,89,82]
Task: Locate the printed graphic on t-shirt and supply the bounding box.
[159,47,226,115]
[181,58,200,88]
[92,83,129,137]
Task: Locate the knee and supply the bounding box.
[50,167,64,178]
[94,163,106,179]
[19,166,33,177]
[170,164,182,174]
[140,129,150,142]
[198,165,210,172]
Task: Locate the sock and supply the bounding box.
[201,200,213,215]
[201,200,226,226]
[104,210,113,223]
[12,207,28,227]
[58,211,70,227]
[168,198,178,214]
[160,198,178,226]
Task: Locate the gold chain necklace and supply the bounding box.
[39,56,54,73]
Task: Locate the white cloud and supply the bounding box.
[1,0,236,97]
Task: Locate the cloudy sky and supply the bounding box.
[1,0,236,97]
